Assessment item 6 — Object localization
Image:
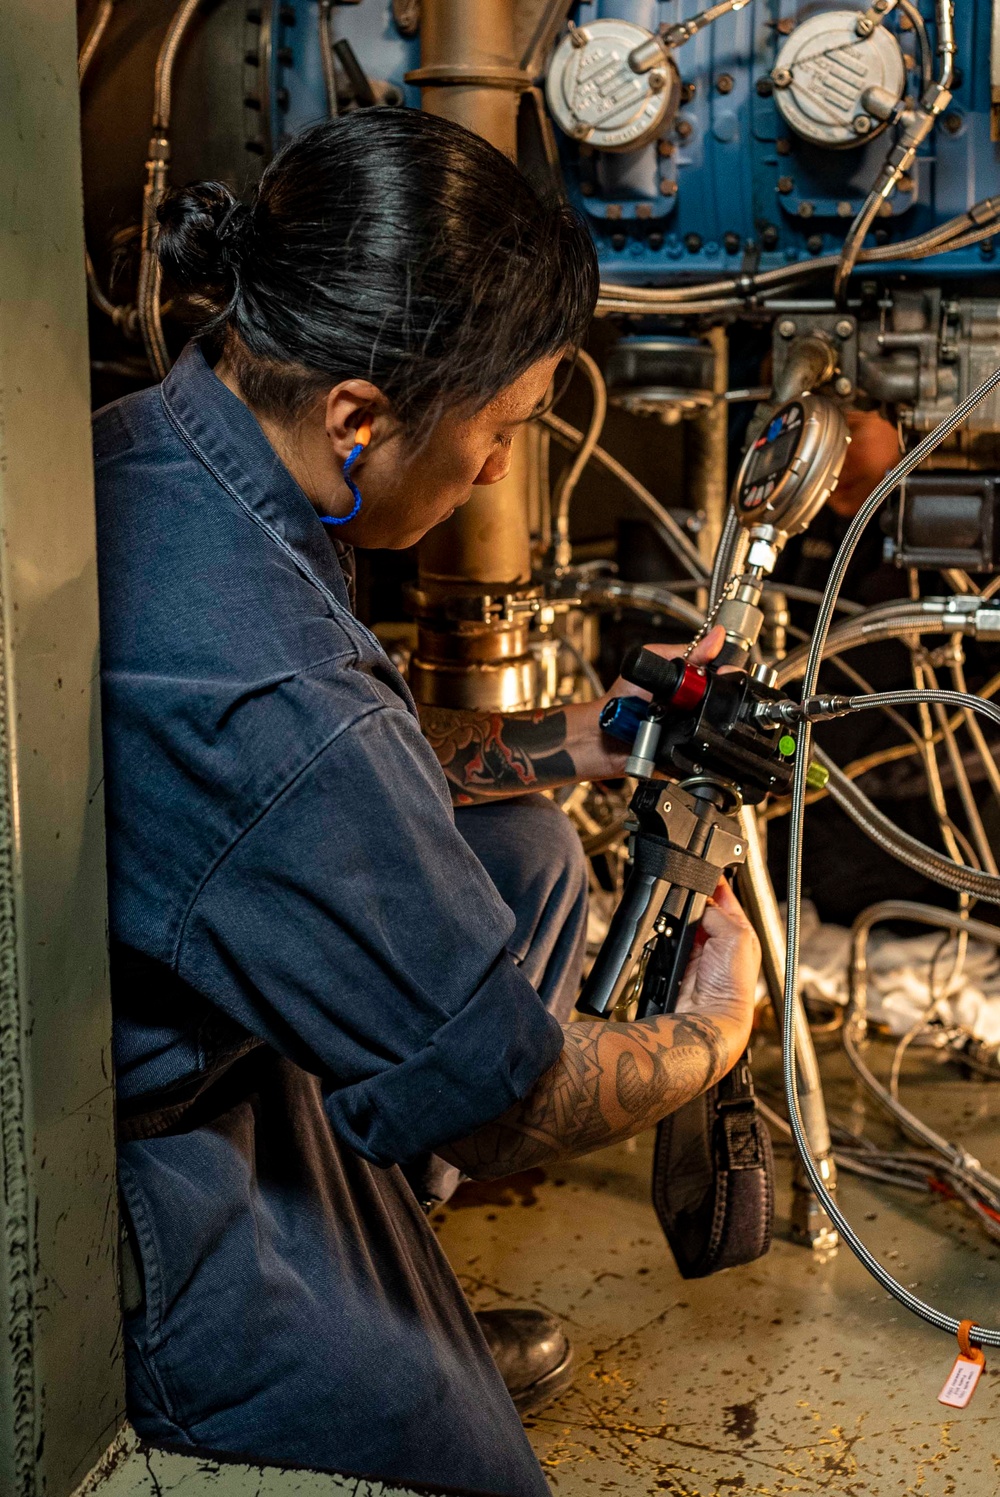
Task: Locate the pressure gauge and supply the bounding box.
[545,20,680,152]
[771,10,906,149]
[734,396,849,540]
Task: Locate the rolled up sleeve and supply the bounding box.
[178,704,565,1166]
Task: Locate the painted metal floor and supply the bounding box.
[434,1038,1000,1497]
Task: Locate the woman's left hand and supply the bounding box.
[564,625,725,784]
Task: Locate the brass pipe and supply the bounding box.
[410,0,539,708]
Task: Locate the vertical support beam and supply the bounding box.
[0,3,120,1494]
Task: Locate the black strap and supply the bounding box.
[632,835,722,897]
[650,1048,774,1278]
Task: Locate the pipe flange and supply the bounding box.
[404,63,534,92]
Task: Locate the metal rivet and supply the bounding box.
[835,318,854,338]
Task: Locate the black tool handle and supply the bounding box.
[620,646,685,701]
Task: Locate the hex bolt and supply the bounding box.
[716,73,734,94]
[834,375,853,397]
[797,200,815,218]
[777,176,793,194]
[605,204,623,221]
[649,231,664,249]
[660,179,678,196]
[771,68,792,89]
[778,318,797,338]
[837,199,854,217]
[676,118,693,140]
[807,234,824,253]
[943,112,963,134]
[610,233,627,252]
[853,114,872,134]
[685,232,702,252]
[761,224,779,248]
[636,203,653,220]
[658,139,675,157]
[571,122,591,140]
[776,137,791,155]
[835,318,854,339]
[756,77,773,97]
[723,231,741,254]
[649,71,666,92]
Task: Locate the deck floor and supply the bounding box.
[434,1038,1000,1497]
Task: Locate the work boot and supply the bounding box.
[475,1308,574,1417]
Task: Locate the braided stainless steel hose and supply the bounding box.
[783,359,1000,1348]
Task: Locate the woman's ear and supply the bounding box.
[323,379,385,464]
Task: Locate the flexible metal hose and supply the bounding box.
[571,580,704,634]
[552,351,608,570]
[782,360,1000,1348]
[541,413,707,582]
[138,0,204,379]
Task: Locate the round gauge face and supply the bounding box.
[737,403,804,516]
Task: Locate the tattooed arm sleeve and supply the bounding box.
[418,705,580,805]
[438,1013,730,1179]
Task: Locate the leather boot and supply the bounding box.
[475,1308,574,1417]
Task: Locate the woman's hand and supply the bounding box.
[563,625,726,785]
[675,877,761,1062]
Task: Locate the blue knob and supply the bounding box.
[599,696,648,745]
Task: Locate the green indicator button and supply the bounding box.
[778,734,797,757]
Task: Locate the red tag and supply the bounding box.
[939,1320,986,1409]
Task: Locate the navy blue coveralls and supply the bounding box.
[94,344,588,1494]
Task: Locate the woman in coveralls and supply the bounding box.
[95,110,759,1495]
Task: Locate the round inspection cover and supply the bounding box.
[772,10,906,149]
[546,20,680,152]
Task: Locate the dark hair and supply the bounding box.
[156,109,598,432]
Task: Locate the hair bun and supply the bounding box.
[156,181,248,294]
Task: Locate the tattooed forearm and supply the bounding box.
[418,704,577,805]
[439,1012,730,1180]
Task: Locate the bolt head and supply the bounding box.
[853,113,872,134]
[778,318,797,338]
[797,200,815,218]
[771,68,792,89]
[836,199,854,218]
[605,203,623,221]
[756,76,773,97]
[571,122,592,141]
[716,73,734,94]
[835,318,854,339]
[777,175,794,194]
[834,375,853,397]
[659,178,678,196]
[648,70,666,93]
[856,15,874,36]
[569,24,587,48]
